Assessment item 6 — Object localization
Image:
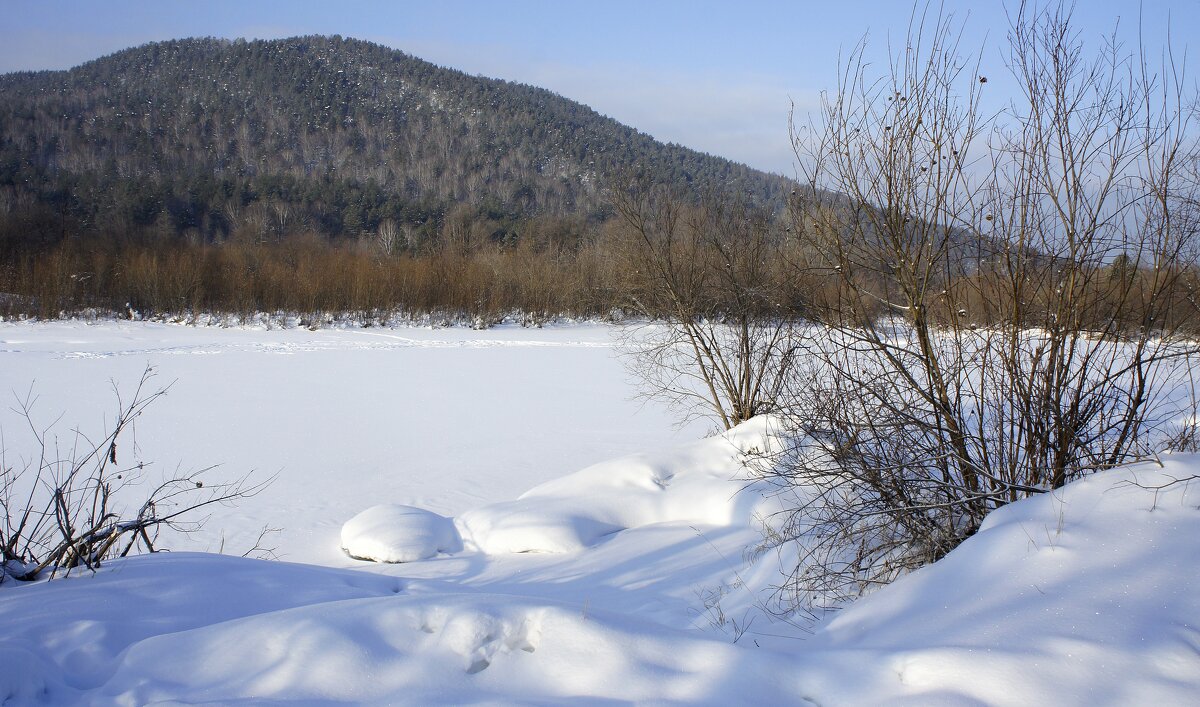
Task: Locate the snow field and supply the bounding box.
[0,321,1197,705]
[0,320,708,564]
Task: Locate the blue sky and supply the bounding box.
[2,1,1194,175]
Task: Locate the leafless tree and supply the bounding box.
[375,218,402,257]
[765,1,1200,610]
[609,179,803,430]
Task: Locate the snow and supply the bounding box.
[0,320,707,564]
[457,420,774,554]
[1,320,1198,705]
[342,504,462,562]
[805,460,1200,704]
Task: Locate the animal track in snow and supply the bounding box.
[652,471,676,489]
[415,607,543,675]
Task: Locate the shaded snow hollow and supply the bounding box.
[2,417,1199,704]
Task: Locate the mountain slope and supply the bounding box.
[0,36,791,247]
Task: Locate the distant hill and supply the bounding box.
[0,36,792,250]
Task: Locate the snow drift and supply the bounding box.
[4,421,1197,704]
[455,419,776,554]
[342,505,462,562]
[1,323,1197,704]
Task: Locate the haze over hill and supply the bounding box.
[0,35,791,251]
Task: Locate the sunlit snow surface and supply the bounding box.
[0,320,707,564]
[342,505,462,562]
[1,320,1198,705]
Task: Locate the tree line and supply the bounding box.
[0,35,795,319]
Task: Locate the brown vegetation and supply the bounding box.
[0,228,624,323]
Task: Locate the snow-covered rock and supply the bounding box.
[341,505,462,562]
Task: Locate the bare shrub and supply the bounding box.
[609,181,802,429]
[765,2,1200,610]
[0,368,267,583]
[0,231,626,325]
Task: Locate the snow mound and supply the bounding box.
[342,504,462,563]
[2,440,1199,703]
[0,644,64,705]
[1,553,803,705]
[88,591,801,705]
[457,418,777,553]
[801,459,1200,704]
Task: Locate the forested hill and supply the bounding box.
[0,35,791,249]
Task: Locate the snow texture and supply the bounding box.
[457,419,774,554]
[342,504,462,562]
[0,321,1197,705]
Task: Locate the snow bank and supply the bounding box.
[2,444,1198,704]
[89,592,803,706]
[342,504,462,562]
[799,459,1200,705]
[0,555,805,705]
[0,644,64,705]
[0,554,406,702]
[457,418,777,553]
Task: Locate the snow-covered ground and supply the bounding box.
[0,320,710,564]
[1,321,1197,705]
